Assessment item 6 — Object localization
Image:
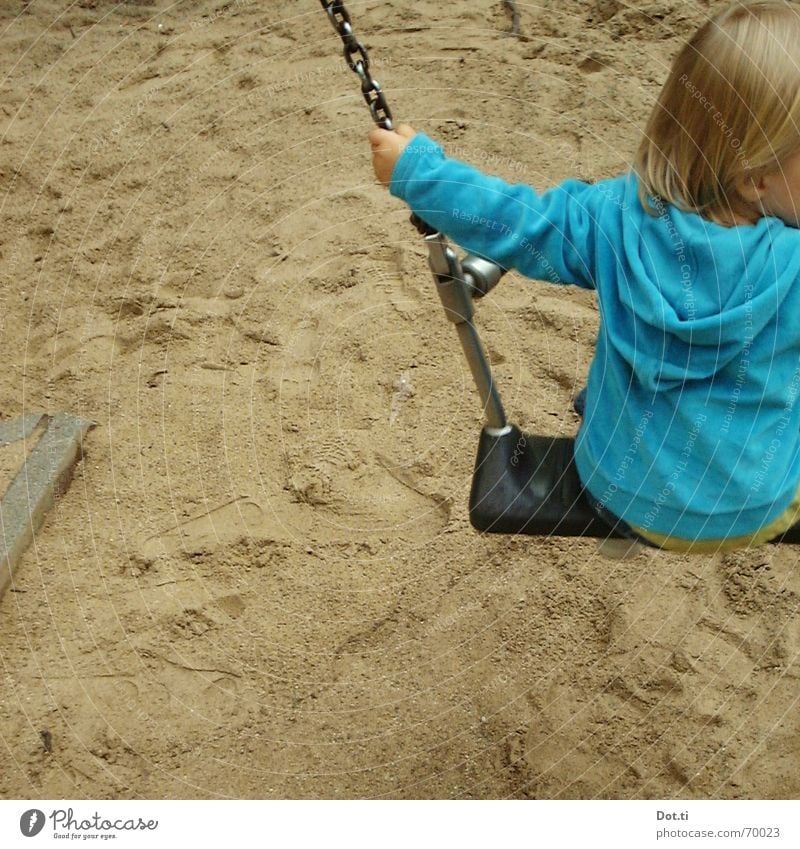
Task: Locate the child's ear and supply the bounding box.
[734,171,767,204]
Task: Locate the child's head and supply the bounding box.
[635,1,800,226]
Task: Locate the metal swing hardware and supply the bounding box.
[316,0,626,540]
[318,0,394,130]
[318,0,507,418]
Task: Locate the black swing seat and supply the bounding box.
[468,425,800,545]
[469,425,625,538]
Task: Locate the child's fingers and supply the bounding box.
[368,125,416,187]
[369,127,393,149]
[369,125,416,147]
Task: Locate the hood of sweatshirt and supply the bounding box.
[602,175,800,391]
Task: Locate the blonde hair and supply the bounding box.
[634,1,800,224]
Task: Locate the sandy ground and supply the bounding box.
[1,0,799,800]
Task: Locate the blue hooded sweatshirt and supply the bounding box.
[389,132,800,542]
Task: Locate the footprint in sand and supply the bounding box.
[142,497,265,559]
[283,429,451,536]
[279,319,322,390]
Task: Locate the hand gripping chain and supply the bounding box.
[317,0,507,429]
[317,2,434,235]
[319,1,394,130]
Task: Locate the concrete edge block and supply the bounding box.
[0,414,95,602]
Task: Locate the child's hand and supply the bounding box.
[369,124,417,187]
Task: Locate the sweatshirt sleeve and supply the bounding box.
[389,132,597,289]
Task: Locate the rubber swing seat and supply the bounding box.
[468,425,800,545]
[469,425,625,538]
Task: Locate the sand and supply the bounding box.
[0,0,799,800]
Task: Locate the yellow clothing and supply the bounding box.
[628,485,800,553]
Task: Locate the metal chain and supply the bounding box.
[318,2,434,235]
[319,1,394,130]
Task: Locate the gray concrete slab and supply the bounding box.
[0,414,43,446]
[0,414,94,602]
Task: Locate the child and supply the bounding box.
[368,1,800,552]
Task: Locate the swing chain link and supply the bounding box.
[318,2,434,236]
[319,1,394,130]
